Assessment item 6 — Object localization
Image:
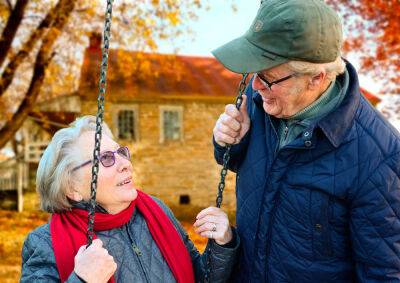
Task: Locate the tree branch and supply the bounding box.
[0,0,29,67]
[0,0,67,96]
[0,0,76,149]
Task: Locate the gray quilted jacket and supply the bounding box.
[20,198,239,282]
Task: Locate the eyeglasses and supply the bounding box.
[256,72,297,90]
[72,146,130,172]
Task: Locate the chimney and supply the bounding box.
[88,32,102,51]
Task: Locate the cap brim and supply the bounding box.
[212,36,288,74]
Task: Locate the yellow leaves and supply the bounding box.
[0,192,49,281]
[166,11,180,26]
[146,38,158,51]
[0,3,9,22]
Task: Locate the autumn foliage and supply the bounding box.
[0,0,208,150]
[327,0,400,93]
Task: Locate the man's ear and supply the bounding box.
[308,71,326,90]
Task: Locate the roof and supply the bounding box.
[79,49,243,102]
[78,34,380,104]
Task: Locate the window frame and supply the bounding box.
[159,105,183,143]
[113,104,139,142]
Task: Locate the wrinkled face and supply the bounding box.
[252,64,312,118]
[72,131,137,214]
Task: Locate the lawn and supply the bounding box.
[0,191,208,282]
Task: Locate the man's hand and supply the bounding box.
[74,239,117,283]
[213,95,250,147]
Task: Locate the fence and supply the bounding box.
[0,157,27,212]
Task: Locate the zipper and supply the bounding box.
[124,226,150,283]
[132,243,142,256]
[283,126,289,140]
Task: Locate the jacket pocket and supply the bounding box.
[310,190,333,259]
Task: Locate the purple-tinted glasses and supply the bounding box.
[72,146,130,172]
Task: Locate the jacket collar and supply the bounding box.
[252,61,361,148]
[316,61,360,147]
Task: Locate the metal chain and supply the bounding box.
[215,73,248,208]
[87,0,113,247]
[203,73,248,282]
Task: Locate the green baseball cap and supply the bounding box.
[212,0,343,74]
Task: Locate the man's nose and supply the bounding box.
[252,74,267,91]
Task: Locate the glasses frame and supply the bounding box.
[256,72,297,90]
[72,146,130,172]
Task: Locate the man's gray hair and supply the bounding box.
[36,115,113,213]
[288,56,346,82]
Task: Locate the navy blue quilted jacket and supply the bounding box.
[214,62,400,282]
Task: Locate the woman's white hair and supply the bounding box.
[287,56,346,81]
[36,115,113,213]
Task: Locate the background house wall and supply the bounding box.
[80,98,237,212]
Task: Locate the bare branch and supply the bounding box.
[75,7,90,13]
[0,0,29,67]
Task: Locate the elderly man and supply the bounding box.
[212,0,400,282]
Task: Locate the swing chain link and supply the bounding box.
[87,0,114,247]
[204,73,248,282]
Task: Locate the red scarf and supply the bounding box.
[50,190,195,283]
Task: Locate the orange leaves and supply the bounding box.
[326,0,400,93]
[181,222,207,253]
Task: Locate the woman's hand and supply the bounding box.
[193,207,233,245]
[74,239,117,283]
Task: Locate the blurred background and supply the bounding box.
[0,0,399,281]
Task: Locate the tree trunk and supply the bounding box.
[0,0,76,149]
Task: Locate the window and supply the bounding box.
[179,194,190,205]
[160,106,183,142]
[118,110,136,140]
[114,107,138,141]
[163,111,180,140]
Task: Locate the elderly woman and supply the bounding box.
[21,116,239,283]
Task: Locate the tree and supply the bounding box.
[326,0,400,94]
[0,0,76,150]
[0,0,206,149]
[377,94,400,130]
